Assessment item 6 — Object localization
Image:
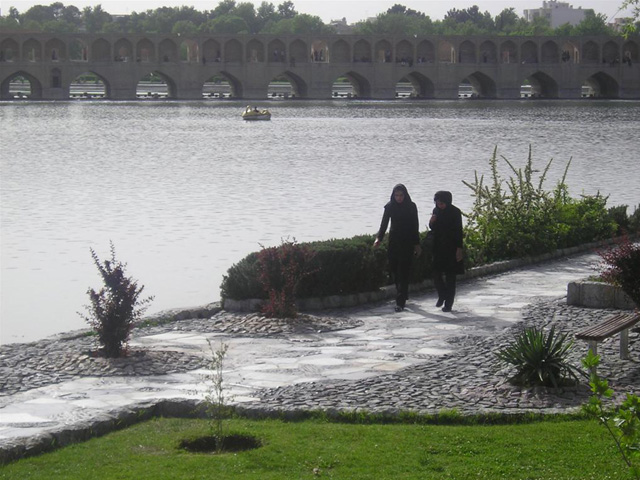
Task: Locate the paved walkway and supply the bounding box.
[1,251,639,462]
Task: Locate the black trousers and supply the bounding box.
[433,269,457,309]
[389,248,413,308]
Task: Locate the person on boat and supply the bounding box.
[428,190,464,312]
[373,184,421,312]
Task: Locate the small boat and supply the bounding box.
[242,106,271,121]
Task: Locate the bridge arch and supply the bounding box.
[159,38,178,62]
[114,38,132,62]
[334,71,371,98]
[396,40,413,64]
[70,71,110,98]
[438,40,455,63]
[45,38,66,61]
[202,39,221,63]
[69,39,88,62]
[524,71,558,98]
[501,40,517,63]
[23,38,42,62]
[0,70,43,99]
[289,39,307,64]
[375,40,392,63]
[353,39,371,62]
[541,40,560,63]
[268,39,286,64]
[332,39,350,63]
[462,71,497,98]
[583,41,599,64]
[417,40,434,63]
[1,38,19,62]
[401,71,434,98]
[137,70,177,98]
[623,40,638,63]
[585,71,619,98]
[180,39,199,63]
[272,70,307,97]
[562,41,579,63]
[603,40,619,64]
[225,39,242,63]
[137,38,155,62]
[247,38,264,63]
[459,40,476,63]
[479,41,497,63]
[522,41,538,64]
[92,38,110,62]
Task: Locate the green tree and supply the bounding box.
[202,14,249,34]
[494,7,520,34]
[212,0,236,18]
[573,10,615,35]
[83,5,112,33]
[277,0,297,19]
[172,20,198,35]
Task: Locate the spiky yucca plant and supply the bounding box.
[496,326,585,387]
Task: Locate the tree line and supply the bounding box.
[0,1,637,36]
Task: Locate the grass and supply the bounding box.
[0,417,630,479]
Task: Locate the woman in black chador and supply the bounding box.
[374,184,421,312]
[429,190,464,312]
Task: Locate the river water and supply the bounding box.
[1,99,639,344]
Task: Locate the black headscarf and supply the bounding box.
[389,183,413,205]
[434,190,453,206]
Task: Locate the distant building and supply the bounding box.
[609,17,634,32]
[523,1,586,28]
[329,17,354,34]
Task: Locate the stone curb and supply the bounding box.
[222,237,626,313]
[567,281,635,310]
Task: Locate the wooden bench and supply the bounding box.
[576,312,640,360]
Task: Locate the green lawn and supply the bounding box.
[0,417,629,479]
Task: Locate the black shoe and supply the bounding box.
[436,298,444,308]
[442,306,452,312]
[395,305,404,312]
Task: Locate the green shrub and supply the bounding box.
[607,204,630,236]
[555,193,617,248]
[629,204,640,234]
[495,326,584,388]
[79,242,153,358]
[220,252,262,300]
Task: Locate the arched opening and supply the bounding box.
[70,71,108,99]
[332,71,370,98]
[23,38,42,62]
[267,71,307,98]
[331,39,350,63]
[203,73,236,98]
[603,41,620,65]
[561,41,579,63]
[521,71,558,98]
[353,39,371,62]
[45,38,66,61]
[416,40,434,63]
[92,38,110,62]
[582,41,599,64]
[438,40,455,63]
[479,41,497,63]
[0,71,42,99]
[622,40,638,65]
[114,38,132,62]
[268,39,286,64]
[180,39,199,63]
[202,39,221,64]
[159,39,178,63]
[69,39,88,62]
[459,40,476,63]
[224,39,242,63]
[136,71,176,99]
[541,40,559,63]
[583,72,619,98]
[289,39,307,65]
[246,39,264,63]
[311,40,328,62]
[375,40,392,63]
[458,71,496,99]
[1,38,19,62]
[521,41,538,64]
[501,41,517,64]
[137,38,155,62]
[396,72,434,98]
[396,40,413,65]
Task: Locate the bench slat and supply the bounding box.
[576,313,640,342]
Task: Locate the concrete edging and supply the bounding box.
[567,280,635,310]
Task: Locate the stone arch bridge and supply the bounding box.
[1,32,639,100]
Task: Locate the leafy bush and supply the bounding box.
[608,204,630,236]
[555,193,617,248]
[629,204,640,234]
[495,326,584,387]
[582,352,640,479]
[79,242,153,358]
[598,235,640,307]
[220,252,262,300]
[257,239,316,318]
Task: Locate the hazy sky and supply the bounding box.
[1,0,634,23]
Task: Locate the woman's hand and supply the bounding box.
[456,247,463,262]
[373,238,381,249]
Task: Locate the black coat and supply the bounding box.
[430,203,463,272]
[376,185,420,258]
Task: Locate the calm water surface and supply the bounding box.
[1,99,639,344]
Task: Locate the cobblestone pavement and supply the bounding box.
[1,251,638,462]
